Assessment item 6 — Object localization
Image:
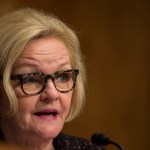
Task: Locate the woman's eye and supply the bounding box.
[56,73,70,82]
[22,75,42,84]
[23,76,37,83]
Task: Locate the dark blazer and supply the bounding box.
[53,132,102,150]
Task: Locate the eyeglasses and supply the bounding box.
[10,69,79,96]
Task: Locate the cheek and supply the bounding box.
[15,97,38,127]
[60,92,73,117]
[13,84,37,114]
[14,91,33,114]
[17,96,38,113]
[13,83,24,97]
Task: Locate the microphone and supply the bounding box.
[91,133,123,150]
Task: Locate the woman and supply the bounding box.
[0,8,101,150]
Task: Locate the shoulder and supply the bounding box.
[53,132,102,150]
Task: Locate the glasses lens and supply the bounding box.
[17,70,78,95]
[54,71,75,92]
[22,74,44,95]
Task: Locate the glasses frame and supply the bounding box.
[10,69,79,96]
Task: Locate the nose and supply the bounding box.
[40,80,59,103]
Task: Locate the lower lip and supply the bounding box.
[34,114,58,121]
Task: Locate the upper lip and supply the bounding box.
[34,109,59,116]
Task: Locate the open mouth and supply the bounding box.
[34,110,58,117]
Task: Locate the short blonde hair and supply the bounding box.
[0,8,86,121]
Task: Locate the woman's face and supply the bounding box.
[1,37,72,140]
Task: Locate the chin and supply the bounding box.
[35,125,62,140]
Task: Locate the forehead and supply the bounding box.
[12,37,71,73]
[22,37,69,56]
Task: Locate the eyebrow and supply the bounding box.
[12,63,39,72]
